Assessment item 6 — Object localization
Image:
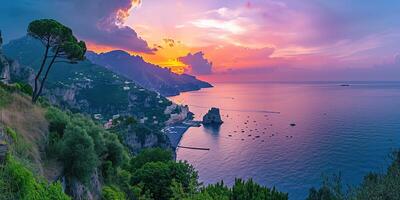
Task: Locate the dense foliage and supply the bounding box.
[0,123,69,200]
[0,155,70,200]
[44,107,126,184]
[170,179,288,200]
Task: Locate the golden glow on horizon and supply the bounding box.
[87,41,188,74]
[83,0,399,81]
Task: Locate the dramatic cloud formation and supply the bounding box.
[126,0,400,81]
[179,52,213,75]
[0,0,154,53]
[1,0,400,81]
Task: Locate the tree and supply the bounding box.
[131,161,199,200]
[102,186,126,200]
[130,148,172,171]
[27,19,86,103]
[60,125,97,183]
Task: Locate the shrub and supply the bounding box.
[45,107,70,136]
[102,186,126,200]
[69,114,106,156]
[130,148,172,171]
[0,86,12,108]
[5,127,17,142]
[15,82,33,96]
[132,161,198,200]
[60,125,97,183]
[5,127,33,162]
[132,162,172,200]
[0,155,70,200]
[104,134,125,167]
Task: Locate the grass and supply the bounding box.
[0,87,11,108]
[0,85,57,178]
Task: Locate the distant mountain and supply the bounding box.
[86,50,212,96]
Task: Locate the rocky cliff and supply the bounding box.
[0,30,10,83]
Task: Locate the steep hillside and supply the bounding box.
[3,37,174,128]
[0,85,49,176]
[1,36,192,154]
[86,50,212,96]
[0,84,162,199]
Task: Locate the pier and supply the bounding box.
[177,145,210,151]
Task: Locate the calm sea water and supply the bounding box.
[168,82,400,200]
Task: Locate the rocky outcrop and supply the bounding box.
[0,32,35,85]
[0,30,11,84]
[203,107,223,125]
[122,123,170,154]
[65,169,102,200]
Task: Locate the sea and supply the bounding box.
[168,81,400,200]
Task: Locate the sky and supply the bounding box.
[1,0,400,82]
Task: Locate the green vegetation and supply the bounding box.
[60,125,97,183]
[0,155,70,200]
[0,124,68,200]
[4,34,173,127]
[15,82,33,95]
[129,148,172,170]
[0,83,13,108]
[102,186,126,200]
[307,151,400,200]
[27,19,86,102]
[131,161,198,200]
[170,179,288,200]
[43,106,187,199]
[3,19,400,200]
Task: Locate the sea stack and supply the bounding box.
[203,107,223,125]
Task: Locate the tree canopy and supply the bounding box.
[27,19,86,102]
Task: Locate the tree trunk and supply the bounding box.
[32,41,50,102]
[32,49,59,103]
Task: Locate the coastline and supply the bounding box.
[163,120,201,150]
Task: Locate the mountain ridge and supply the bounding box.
[86,50,213,96]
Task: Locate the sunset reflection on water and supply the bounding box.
[169,82,400,199]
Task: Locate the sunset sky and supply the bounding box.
[1,0,400,82]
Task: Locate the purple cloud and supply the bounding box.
[179,52,213,75]
[0,0,155,53]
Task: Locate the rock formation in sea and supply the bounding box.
[203,107,223,124]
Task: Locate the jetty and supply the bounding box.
[177,145,210,151]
